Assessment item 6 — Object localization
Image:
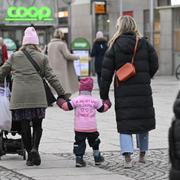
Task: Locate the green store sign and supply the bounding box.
[5,6,54,21]
[71,38,90,50]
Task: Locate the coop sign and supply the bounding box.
[5,6,54,21]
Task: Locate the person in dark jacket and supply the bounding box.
[91,31,108,88]
[100,16,159,168]
[169,91,180,180]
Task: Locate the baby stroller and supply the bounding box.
[0,77,26,160]
[0,121,26,160]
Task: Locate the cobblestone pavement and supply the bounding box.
[0,166,34,180]
[56,148,169,180]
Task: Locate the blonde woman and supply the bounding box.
[0,27,68,166]
[100,16,159,168]
[48,29,79,97]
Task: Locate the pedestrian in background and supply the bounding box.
[0,27,68,166]
[48,29,79,97]
[57,77,111,167]
[100,16,159,168]
[90,31,108,88]
[0,37,8,66]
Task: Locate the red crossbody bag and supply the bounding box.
[115,37,139,83]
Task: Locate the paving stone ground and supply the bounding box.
[0,166,34,180]
[56,148,169,180]
[0,148,169,180]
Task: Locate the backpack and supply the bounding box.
[169,91,180,180]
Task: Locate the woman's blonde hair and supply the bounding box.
[53,29,64,40]
[20,44,41,52]
[108,16,142,48]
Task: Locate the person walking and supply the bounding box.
[48,29,79,96]
[90,31,108,88]
[0,27,68,166]
[57,77,111,167]
[0,37,8,66]
[99,16,159,168]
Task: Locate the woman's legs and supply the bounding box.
[120,134,134,154]
[21,120,33,166]
[32,119,43,151]
[21,120,32,153]
[31,119,43,166]
[120,134,133,168]
[136,132,149,163]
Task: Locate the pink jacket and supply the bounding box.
[67,94,108,132]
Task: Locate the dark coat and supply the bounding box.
[169,91,180,180]
[100,32,159,134]
[91,38,108,73]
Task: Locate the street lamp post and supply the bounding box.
[120,0,123,16]
[149,0,154,45]
[63,0,72,47]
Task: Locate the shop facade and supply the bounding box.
[0,0,58,53]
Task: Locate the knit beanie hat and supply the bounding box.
[22,27,39,45]
[96,31,103,39]
[79,77,93,92]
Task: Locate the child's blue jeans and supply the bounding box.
[120,132,149,155]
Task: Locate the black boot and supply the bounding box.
[31,129,42,166]
[26,152,33,166]
[76,156,86,167]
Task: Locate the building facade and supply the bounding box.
[0,0,179,75]
[71,0,180,75]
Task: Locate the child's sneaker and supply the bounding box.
[76,156,86,167]
[94,153,104,165]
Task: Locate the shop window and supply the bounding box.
[95,14,109,40]
[58,7,68,26]
[157,0,170,6]
[173,8,180,52]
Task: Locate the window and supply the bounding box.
[173,8,180,52]
[157,0,170,6]
[144,9,160,56]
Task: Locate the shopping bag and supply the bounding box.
[0,81,12,131]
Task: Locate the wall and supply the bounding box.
[159,8,173,75]
[71,1,92,46]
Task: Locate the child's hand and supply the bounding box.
[103,99,112,108]
[61,102,70,111]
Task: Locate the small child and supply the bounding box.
[57,77,111,167]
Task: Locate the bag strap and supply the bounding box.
[22,49,43,79]
[131,37,139,64]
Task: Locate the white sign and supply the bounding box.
[73,50,89,77]
[171,0,180,5]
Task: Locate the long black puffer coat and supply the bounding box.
[100,32,159,134]
[169,91,180,180]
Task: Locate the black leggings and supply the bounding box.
[21,119,43,153]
